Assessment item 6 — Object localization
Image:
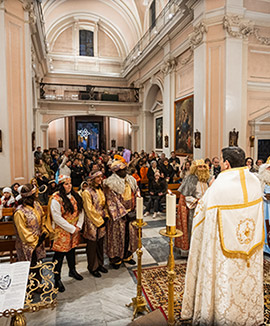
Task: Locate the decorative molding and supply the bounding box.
[189,22,208,48]
[223,15,253,39]
[253,28,270,46]
[179,22,208,66]
[161,58,177,76]
[23,1,37,25]
[223,15,270,46]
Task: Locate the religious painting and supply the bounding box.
[155,117,163,149]
[175,95,194,155]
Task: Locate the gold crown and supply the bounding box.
[267,156,270,164]
[192,159,205,166]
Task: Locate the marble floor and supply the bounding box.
[0,212,185,326]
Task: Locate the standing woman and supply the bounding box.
[13,184,47,265]
[82,171,108,278]
[49,175,84,292]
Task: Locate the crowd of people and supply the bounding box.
[0,145,269,325]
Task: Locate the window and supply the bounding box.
[150,0,156,29]
[79,30,94,57]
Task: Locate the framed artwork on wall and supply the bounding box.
[175,95,194,155]
[155,117,163,149]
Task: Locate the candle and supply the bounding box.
[166,193,176,226]
[136,196,144,219]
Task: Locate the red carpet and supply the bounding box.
[134,260,270,324]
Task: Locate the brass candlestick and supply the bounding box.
[160,226,182,326]
[126,218,150,320]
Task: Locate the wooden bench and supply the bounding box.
[168,183,181,199]
[0,221,16,263]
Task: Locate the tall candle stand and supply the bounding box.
[160,225,182,326]
[126,218,150,320]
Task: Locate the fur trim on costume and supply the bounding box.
[103,173,137,194]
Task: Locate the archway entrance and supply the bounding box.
[48,115,131,151]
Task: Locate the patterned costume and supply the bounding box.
[48,176,84,292]
[103,170,138,265]
[175,160,209,256]
[50,192,81,252]
[82,184,108,273]
[182,167,264,325]
[13,201,46,262]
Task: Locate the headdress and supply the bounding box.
[111,160,127,172]
[89,171,103,180]
[267,156,270,164]
[58,175,71,184]
[21,186,37,198]
[114,155,127,164]
[3,187,12,194]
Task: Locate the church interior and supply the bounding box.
[0,0,270,325]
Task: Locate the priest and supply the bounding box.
[181,147,264,325]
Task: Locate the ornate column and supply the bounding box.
[161,57,177,157]
[40,123,49,149]
[191,22,208,159]
[131,125,139,152]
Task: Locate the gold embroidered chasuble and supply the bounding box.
[181,167,264,325]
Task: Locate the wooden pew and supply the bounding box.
[0,221,16,263]
[168,183,181,199]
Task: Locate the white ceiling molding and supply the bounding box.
[46,12,128,58]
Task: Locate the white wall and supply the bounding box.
[109,117,131,150]
[48,118,65,149]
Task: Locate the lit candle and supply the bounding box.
[136,196,144,220]
[166,193,176,226]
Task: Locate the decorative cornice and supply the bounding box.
[223,15,253,39]
[161,58,177,76]
[253,28,270,46]
[223,14,270,46]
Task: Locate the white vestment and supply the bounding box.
[181,166,264,326]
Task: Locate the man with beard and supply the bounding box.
[258,156,270,254]
[103,160,138,269]
[175,159,209,256]
[181,147,264,325]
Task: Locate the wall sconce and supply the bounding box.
[249,135,255,148]
[229,128,239,147]
[164,135,169,148]
[194,129,201,148]
[0,130,2,152]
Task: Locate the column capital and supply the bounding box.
[40,123,49,131]
[161,57,177,76]
[131,125,139,132]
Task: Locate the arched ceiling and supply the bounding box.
[42,0,149,56]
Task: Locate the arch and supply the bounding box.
[47,114,133,150]
[47,13,128,58]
